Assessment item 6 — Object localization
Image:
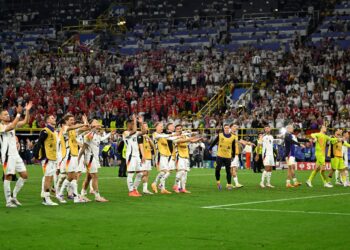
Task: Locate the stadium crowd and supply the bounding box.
[2,37,350,131]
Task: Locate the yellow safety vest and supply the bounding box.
[41,127,57,161]
[328,137,342,158]
[143,136,152,160]
[68,130,79,156]
[177,136,189,159]
[217,133,235,159]
[103,145,111,153]
[110,121,116,128]
[122,144,126,159]
[154,132,171,157]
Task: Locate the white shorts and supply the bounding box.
[66,155,78,173]
[177,157,190,171]
[158,155,171,171]
[286,156,296,166]
[231,155,240,168]
[3,155,26,175]
[263,155,275,166]
[127,156,141,172]
[86,155,100,174]
[77,155,86,173]
[141,159,152,171]
[168,158,176,170]
[41,159,57,177]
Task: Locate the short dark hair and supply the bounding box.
[63,114,74,122]
[44,114,54,122]
[166,123,173,130]
[175,124,182,129]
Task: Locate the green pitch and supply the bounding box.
[1,166,350,250]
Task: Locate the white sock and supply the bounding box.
[94,191,101,199]
[59,179,70,196]
[89,180,94,192]
[233,176,239,186]
[335,170,340,182]
[261,170,266,183]
[41,176,45,195]
[267,172,272,185]
[292,178,297,183]
[4,180,12,203]
[56,174,66,193]
[181,172,188,190]
[143,182,148,192]
[81,188,87,196]
[287,179,291,184]
[175,171,183,187]
[13,177,26,199]
[68,182,74,196]
[127,173,134,192]
[43,191,51,202]
[70,180,78,197]
[160,172,170,190]
[153,172,164,184]
[133,173,143,190]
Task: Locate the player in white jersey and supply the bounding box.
[151,122,179,194]
[79,120,114,202]
[173,124,202,193]
[230,124,255,188]
[0,101,32,208]
[123,114,144,197]
[55,124,64,194]
[56,114,89,203]
[260,124,275,188]
[77,133,87,176]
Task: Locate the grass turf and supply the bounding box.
[1,166,350,250]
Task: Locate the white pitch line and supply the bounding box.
[201,193,350,209]
[207,207,350,216]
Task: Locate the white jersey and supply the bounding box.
[343,145,349,168]
[123,131,140,158]
[85,132,111,157]
[62,126,71,158]
[262,134,274,157]
[0,123,20,161]
[56,130,62,162]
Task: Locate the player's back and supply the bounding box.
[123,132,140,158]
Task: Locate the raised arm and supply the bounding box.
[17,101,33,128]
[67,114,89,132]
[144,135,155,149]
[78,143,88,163]
[2,106,23,132]
[209,135,219,150]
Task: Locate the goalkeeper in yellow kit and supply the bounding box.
[306,125,340,188]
